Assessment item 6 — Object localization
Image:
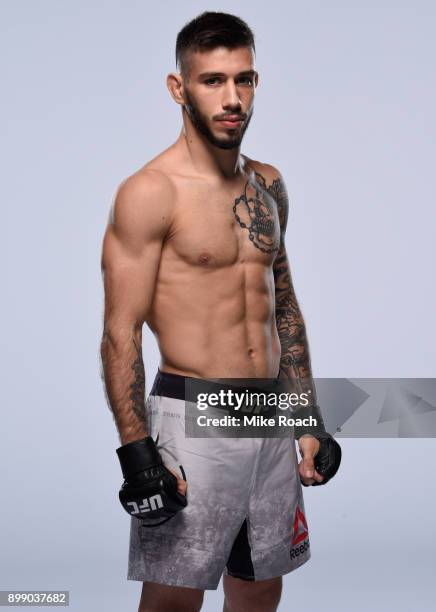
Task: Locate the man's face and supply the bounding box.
[182,46,258,150]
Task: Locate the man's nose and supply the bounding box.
[222,80,242,110]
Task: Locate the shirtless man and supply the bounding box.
[100,11,340,612]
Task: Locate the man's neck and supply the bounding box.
[176,127,246,181]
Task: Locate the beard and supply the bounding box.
[183,90,253,150]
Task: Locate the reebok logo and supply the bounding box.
[290,505,310,559]
[291,506,308,545]
[290,538,310,559]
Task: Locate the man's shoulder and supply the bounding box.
[112,165,175,218]
[243,156,289,232]
[243,156,289,205]
[117,165,175,202]
[243,155,283,183]
[107,166,176,245]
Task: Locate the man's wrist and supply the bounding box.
[292,403,329,440]
[120,427,149,447]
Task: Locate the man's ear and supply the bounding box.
[166,72,185,105]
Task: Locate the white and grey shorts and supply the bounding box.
[127,369,311,590]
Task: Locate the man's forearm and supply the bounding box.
[276,303,311,379]
[100,327,148,445]
[276,298,313,389]
[273,248,317,403]
[276,303,317,399]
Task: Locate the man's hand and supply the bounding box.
[117,436,188,526]
[168,468,188,496]
[297,435,325,486]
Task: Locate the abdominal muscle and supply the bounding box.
[147,258,282,379]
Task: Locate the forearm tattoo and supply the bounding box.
[273,246,311,381]
[130,338,146,423]
[100,329,147,442]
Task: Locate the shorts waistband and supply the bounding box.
[149,368,282,403]
[149,368,197,401]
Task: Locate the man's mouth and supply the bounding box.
[218,116,244,128]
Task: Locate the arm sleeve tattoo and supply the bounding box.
[269,176,318,403]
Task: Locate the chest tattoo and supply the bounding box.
[232,171,282,254]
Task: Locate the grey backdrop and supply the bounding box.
[2,1,435,610]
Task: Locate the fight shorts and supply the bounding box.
[127,369,311,590]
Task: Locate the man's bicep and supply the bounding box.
[101,227,162,331]
[101,172,172,332]
[263,163,290,237]
[263,164,297,308]
[273,243,297,310]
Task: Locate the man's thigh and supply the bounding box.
[139,581,204,612]
[223,575,282,612]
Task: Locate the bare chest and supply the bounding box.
[166,176,281,268]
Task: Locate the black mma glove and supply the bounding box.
[294,404,342,487]
[116,436,187,527]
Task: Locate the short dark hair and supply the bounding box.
[175,11,255,81]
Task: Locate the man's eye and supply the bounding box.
[239,77,253,85]
[204,77,254,86]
